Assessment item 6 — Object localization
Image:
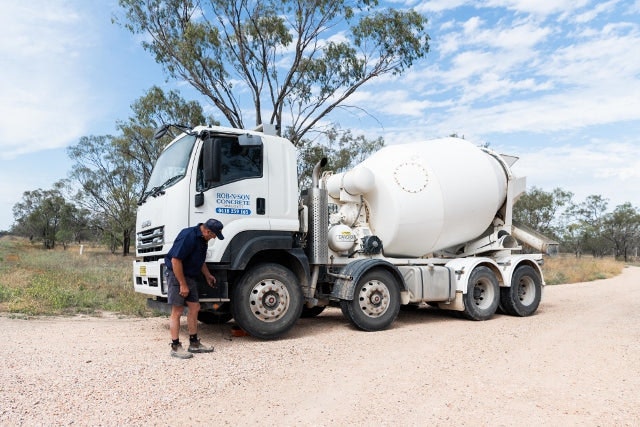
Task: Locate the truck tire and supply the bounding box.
[340,268,400,332]
[463,266,500,321]
[232,263,303,340]
[500,265,542,317]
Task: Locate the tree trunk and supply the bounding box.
[122,229,131,256]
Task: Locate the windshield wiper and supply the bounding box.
[138,174,184,205]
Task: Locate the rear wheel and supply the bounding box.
[340,268,400,331]
[463,266,500,321]
[500,265,542,317]
[232,263,303,339]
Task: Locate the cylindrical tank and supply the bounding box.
[343,137,509,257]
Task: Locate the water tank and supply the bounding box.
[343,137,509,257]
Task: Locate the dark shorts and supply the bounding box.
[166,269,200,306]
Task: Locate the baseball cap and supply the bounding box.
[204,219,225,240]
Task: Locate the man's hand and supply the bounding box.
[179,283,189,298]
[205,273,217,288]
[202,264,216,288]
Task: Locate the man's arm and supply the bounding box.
[201,263,216,287]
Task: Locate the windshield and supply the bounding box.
[144,134,196,194]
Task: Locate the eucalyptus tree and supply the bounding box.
[513,187,574,239]
[563,195,609,257]
[12,180,82,249]
[68,135,139,255]
[602,203,640,262]
[116,0,430,145]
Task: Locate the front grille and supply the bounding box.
[137,226,164,253]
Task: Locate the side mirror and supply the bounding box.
[203,137,221,184]
[153,124,170,140]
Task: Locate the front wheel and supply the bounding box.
[340,268,400,331]
[463,266,500,321]
[500,265,542,317]
[232,263,303,340]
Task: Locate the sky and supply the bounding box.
[1,0,639,231]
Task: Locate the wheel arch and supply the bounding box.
[501,255,545,288]
[445,257,504,294]
[222,231,310,291]
[331,258,406,301]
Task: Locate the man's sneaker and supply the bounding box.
[188,339,214,353]
[170,342,194,359]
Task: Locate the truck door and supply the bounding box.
[190,135,268,247]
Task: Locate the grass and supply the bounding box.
[0,236,151,317]
[0,236,629,317]
[541,254,625,285]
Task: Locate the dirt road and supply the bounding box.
[1,267,639,426]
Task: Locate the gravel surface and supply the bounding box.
[1,266,639,426]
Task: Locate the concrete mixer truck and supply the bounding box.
[133,124,556,339]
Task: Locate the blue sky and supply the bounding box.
[1,0,639,231]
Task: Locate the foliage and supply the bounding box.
[12,180,91,249]
[0,237,150,316]
[513,186,573,239]
[601,203,640,262]
[562,195,610,257]
[68,135,139,255]
[112,85,216,187]
[515,187,640,262]
[116,0,430,145]
[297,126,384,188]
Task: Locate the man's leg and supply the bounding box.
[168,304,193,358]
[170,305,185,341]
[186,301,200,336]
[186,300,213,353]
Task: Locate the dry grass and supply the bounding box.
[542,254,625,285]
[0,236,151,317]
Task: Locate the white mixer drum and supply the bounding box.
[358,137,509,257]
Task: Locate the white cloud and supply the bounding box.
[574,0,619,23]
[0,0,94,159]
[510,140,640,208]
[414,0,471,14]
[484,0,590,17]
[363,0,640,137]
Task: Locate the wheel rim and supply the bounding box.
[357,280,390,318]
[472,277,495,310]
[516,275,536,306]
[249,279,289,323]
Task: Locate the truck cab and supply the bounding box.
[133,126,304,330]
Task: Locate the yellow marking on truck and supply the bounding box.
[140,266,147,276]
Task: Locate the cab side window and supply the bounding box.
[196,136,263,191]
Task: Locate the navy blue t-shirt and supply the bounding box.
[164,224,209,278]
